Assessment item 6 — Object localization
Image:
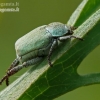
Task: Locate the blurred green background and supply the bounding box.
[0,0,100,100]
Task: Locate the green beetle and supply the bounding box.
[0,22,82,86]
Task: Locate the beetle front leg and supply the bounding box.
[0,57,42,86]
[58,35,83,41]
[48,39,58,67]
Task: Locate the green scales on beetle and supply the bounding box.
[0,22,83,86]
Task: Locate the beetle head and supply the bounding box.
[65,26,77,35]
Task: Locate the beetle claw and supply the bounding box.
[49,63,53,67]
[79,38,84,41]
[0,74,8,85]
[6,78,9,86]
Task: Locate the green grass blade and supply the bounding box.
[68,0,100,26]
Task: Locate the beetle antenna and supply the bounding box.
[71,26,78,30]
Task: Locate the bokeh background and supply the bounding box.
[0,0,100,100]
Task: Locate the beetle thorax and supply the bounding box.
[46,22,70,37]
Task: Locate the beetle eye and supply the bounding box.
[67,30,73,35]
[70,30,73,34]
[68,30,70,33]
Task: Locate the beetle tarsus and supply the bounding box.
[0,58,20,85]
[47,57,53,67]
[8,58,19,71]
[6,78,9,86]
[0,65,23,86]
[0,74,8,85]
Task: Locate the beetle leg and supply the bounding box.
[58,35,83,41]
[48,39,58,67]
[8,58,19,71]
[23,57,42,67]
[0,57,42,86]
[5,58,19,86]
